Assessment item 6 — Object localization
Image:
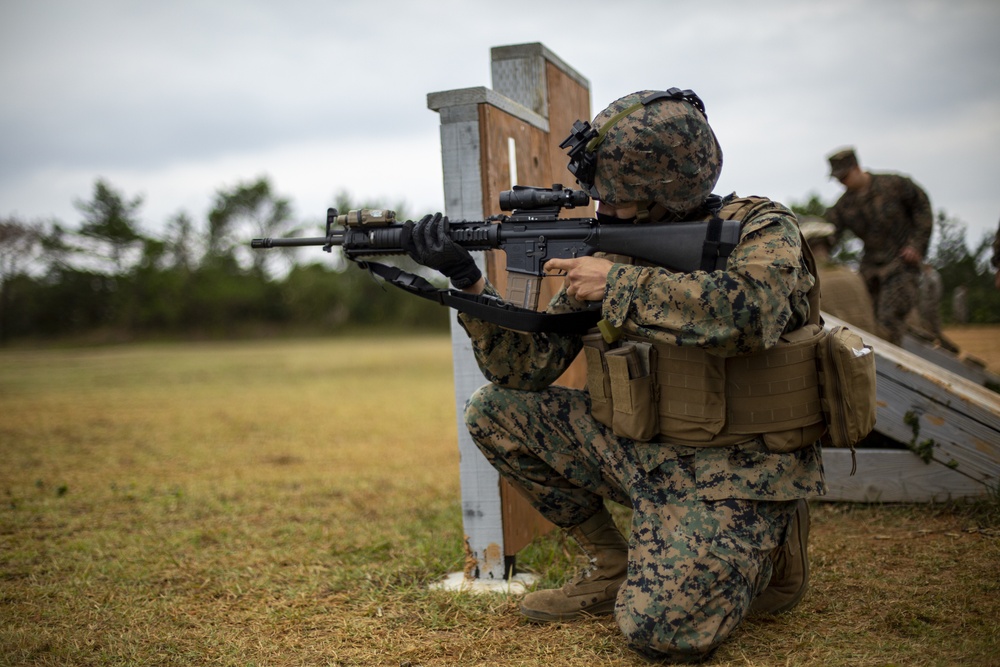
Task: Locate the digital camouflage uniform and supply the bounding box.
[824,172,933,344]
[460,195,825,661]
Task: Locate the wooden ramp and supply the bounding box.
[900,331,1000,390]
[822,314,1000,502]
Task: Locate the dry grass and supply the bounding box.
[1,334,998,666]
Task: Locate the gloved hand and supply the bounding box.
[404,213,482,289]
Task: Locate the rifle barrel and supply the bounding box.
[250,236,335,249]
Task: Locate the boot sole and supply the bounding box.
[520,599,616,622]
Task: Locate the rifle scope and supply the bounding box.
[499,184,590,212]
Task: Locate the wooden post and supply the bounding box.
[427,43,591,581]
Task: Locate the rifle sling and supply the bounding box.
[700,217,737,272]
[356,260,601,334]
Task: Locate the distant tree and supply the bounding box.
[38,222,76,272]
[0,216,45,343]
[163,211,200,272]
[928,213,1000,324]
[965,235,1000,323]
[208,176,295,276]
[75,179,146,274]
[788,192,828,219]
[928,212,969,271]
[0,216,43,282]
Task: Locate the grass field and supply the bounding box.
[2,333,998,666]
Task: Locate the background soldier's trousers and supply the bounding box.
[864,263,920,345]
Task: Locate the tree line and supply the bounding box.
[0,177,448,344]
[1,179,997,345]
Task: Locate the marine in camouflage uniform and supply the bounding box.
[405,90,824,662]
[824,148,934,344]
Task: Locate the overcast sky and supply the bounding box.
[2,0,998,251]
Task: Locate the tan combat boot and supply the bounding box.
[520,507,629,622]
[750,498,810,615]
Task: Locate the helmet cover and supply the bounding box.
[589,90,723,214]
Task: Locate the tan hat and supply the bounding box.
[799,216,836,242]
[827,147,858,179]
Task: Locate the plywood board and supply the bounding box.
[822,448,988,502]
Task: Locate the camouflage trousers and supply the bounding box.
[863,263,920,344]
[465,383,796,662]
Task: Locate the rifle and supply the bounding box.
[251,185,740,333]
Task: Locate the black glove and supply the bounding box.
[404,213,482,289]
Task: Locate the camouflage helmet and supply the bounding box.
[563,89,723,215]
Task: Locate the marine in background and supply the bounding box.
[824,147,933,345]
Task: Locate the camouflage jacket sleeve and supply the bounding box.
[602,198,813,357]
[898,175,934,256]
[457,282,584,391]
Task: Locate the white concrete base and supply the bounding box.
[430,571,537,595]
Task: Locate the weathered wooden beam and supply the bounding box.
[430,43,591,582]
[429,87,507,581]
[821,449,989,502]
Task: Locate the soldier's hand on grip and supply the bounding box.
[404,213,482,289]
